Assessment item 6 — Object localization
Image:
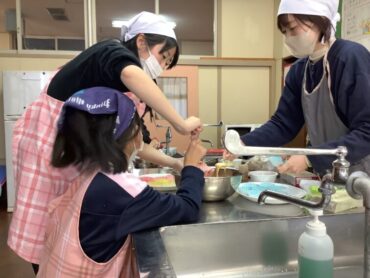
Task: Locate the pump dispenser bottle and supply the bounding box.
[298,209,334,278]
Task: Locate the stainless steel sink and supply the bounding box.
[159,213,364,277]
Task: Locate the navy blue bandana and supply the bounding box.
[58,87,136,139]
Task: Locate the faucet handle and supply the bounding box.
[331,152,350,184]
[201,139,214,148]
[165,126,172,140]
[203,121,223,127]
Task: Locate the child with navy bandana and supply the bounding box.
[37,87,206,278]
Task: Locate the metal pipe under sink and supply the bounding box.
[346,172,370,278]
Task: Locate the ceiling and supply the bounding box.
[0,0,214,42]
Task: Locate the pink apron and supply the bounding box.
[37,172,139,278]
[7,75,80,264]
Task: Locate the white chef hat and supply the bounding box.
[277,0,340,36]
[121,11,176,42]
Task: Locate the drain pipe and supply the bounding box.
[346,171,370,278]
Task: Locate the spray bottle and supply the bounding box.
[298,209,333,278]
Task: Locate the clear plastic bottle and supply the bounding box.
[298,209,334,278]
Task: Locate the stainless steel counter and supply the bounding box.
[133,193,363,277]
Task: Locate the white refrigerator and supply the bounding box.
[3,71,52,212]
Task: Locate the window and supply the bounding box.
[58,38,85,51]
[157,77,188,118]
[23,37,55,50]
[20,0,85,51]
[159,0,215,56]
[96,0,155,42]
[143,66,198,153]
[22,37,85,51]
[1,0,216,55]
[0,0,16,50]
[96,0,215,56]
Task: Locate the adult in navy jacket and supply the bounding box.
[240,0,370,175]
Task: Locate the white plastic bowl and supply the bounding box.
[248,170,278,182]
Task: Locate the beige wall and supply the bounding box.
[0,33,11,49]
[198,0,277,147]
[273,0,284,108]
[197,64,272,148]
[181,41,214,56]
[220,67,270,124]
[198,67,219,147]
[221,0,275,58]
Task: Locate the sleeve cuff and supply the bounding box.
[181,165,204,179]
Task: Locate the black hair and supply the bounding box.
[51,108,141,174]
[122,33,179,69]
[277,14,333,43]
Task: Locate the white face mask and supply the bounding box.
[284,30,318,58]
[140,49,163,79]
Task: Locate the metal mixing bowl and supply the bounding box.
[138,167,242,201]
[203,169,242,201]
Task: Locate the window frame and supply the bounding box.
[0,0,217,58]
[154,0,217,57]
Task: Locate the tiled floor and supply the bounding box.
[0,187,35,277]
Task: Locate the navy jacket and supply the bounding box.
[242,39,370,174]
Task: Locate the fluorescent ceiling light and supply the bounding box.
[112,20,128,28]
[112,17,176,29]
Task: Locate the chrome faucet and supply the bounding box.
[201,139,214,148]
[258,147,350,209]
[224,129,370,278]
[258,173,337,209]
[203,121,223,127]
[223,129,349,210]
[156,124,172,155]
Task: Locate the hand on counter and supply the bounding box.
[277,155,309,174]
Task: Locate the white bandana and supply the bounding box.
[278,0,340,37]
[121,11,176,42]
